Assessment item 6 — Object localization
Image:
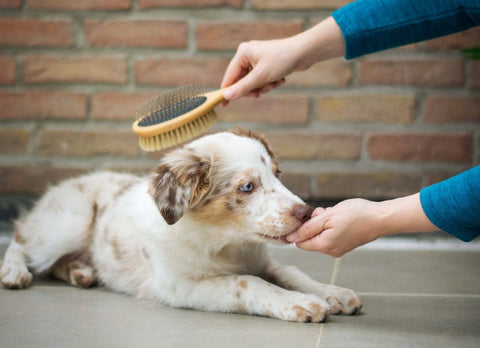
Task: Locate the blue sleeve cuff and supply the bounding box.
[420,166,480,242]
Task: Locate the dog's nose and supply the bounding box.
[292,204,314,223]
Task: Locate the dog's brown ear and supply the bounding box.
[149,149,211,225]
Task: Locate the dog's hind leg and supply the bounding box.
[0,238,33,289]
[51,251,97,288]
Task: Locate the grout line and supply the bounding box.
[316,324,324,348]
[329,258,341,285]
[358,292,480,298]
[317,257,343,348]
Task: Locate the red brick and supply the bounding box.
[0,0,21,8]
[0,91,87,120]
[0,56,15,84]
[196,21,302,50]
[217,95,309,124]
[85,20,186,48]
[251,0,352,10]
[280,172,311,199]
[425,171,464,187]
[91,92,158,120]
[104,166,151,176]
[359,58,464,87]
[287,60,352,87]
[38,129,140,157]
[27,0,131,10]
[316,172,421,199]
[425,27,480,50]
[0,166,87,194]
[135,57,229,86]
[263,132,361,160]
[315,94,415,123]
[138,0,242,8]
[368,133,472,163]
[0,128,30,154]
[478,135,480,164]
[0,18,74,47]
[471,60,480,88]
[24,55,127,84]
[424,95,480,123]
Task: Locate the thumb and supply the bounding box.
[223,69,264,101]
[287,214,326,243]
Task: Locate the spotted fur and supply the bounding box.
[0,130,361,322]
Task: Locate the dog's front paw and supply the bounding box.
[324,285,362,315]
[0,263,33,289]
[276,294,329,323]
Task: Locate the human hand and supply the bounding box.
[286,199,384,257]
[220,37,303,103]
[287,193,438,257]
[221,17,345,104]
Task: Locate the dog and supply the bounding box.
[0,128,361,322]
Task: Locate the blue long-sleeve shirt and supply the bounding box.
[332,0,480,241]
[332,0,480,59]
[420,166,480,242]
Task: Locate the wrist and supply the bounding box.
[376,193,439,235]
[293,17,345,70]
[375,199,402,236]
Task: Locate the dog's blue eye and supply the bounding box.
[240,183,254,193]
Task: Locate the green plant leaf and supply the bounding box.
[462,47,480,60]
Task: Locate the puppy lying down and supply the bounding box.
[0,129,361,322]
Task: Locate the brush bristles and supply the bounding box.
[138,110,218,151]
[135,85,205,125]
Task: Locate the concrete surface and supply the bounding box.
[1,239,480,348]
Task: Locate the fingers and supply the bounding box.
[295,234,325,252]
[223,68,263,101]
[220,45,250,90]
[252,78,286,95]
[221,41,287,102]
[295,234,345,258]
[287,212,326,243]
[311,207,326,218]
[286,207,326,243]
[222,78,285,103]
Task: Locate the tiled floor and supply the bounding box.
[1,238,479,348]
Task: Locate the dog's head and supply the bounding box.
[149,128,313,244]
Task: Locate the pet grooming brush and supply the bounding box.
[132,86,225,151]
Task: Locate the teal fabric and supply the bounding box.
[332,0,480,59]
[420,166,480,242]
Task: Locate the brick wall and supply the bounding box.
[1,0,479,220]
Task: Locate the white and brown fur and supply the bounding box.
[0,129,361,322]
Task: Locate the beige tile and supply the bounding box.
[335,249,480,294]
[2,242,480,348]
[320,295,480,347]
[0,284,321,348]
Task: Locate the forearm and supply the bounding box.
[289,195,438,257]
[290,17,345,71]
[376,193,439,237]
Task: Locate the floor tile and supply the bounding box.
[2,241,480,348]
[335,249,480,294]
[0,283,321,348]
[0,243,328,348]
[269,246,336,284]
[319,294,480,348]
